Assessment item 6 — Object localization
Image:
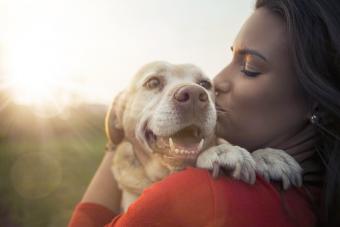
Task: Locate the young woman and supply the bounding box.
[69,0,340,226]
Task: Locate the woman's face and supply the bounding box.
[214,8,310,151]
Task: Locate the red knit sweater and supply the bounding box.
[69,168,318,227]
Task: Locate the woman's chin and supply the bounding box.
[215,121,230,139]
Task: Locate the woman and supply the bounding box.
[69,0,340,226]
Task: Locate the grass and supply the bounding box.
[0,103,108,227]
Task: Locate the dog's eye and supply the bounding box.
[144,77,161,90]
[198,80,212,90]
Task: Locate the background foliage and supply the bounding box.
[0,94,108,227]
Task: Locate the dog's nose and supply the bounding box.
[174,85,208,106]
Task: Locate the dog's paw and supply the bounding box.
[252,148,303,190]
[196,138,256,184]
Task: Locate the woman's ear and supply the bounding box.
[105,91,128,145]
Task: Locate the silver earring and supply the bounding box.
[310,112,340,141]
[310,113,319,125]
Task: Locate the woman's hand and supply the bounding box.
[81,150,122,214]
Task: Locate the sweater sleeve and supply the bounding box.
[69,167,318,227]
[68,202,118,227]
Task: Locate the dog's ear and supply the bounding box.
[105,91,128,145]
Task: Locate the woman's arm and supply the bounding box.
[70,164,316,227]
[81,151,121,214]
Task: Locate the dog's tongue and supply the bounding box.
[171,126,201,149]
[169,135,204,155]
[172,141,199,151]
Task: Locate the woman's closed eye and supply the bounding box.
[241,61,261,77]
[241,68,261,77]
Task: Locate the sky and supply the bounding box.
[1,0,254,106]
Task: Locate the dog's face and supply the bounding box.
[107,61,217,167]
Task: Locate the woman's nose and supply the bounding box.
[214,82,231,98]
[213,67,232,95]
[213,78,232,95]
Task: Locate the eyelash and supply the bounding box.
[241,69,261,77]
[240,62,261,77]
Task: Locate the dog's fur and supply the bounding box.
[106,61,303,211]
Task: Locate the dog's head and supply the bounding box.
[106,61,216,168]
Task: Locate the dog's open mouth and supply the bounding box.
[145,125,205,161]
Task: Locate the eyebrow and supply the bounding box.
[231,46,268,62]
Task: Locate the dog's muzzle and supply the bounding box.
[139,84,214,166]
[173,85,209,112]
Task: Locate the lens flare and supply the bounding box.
[10,152,63,199]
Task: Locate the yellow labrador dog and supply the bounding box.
[106,61,302,211]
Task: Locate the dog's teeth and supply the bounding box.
[175,148,179,154]
[169,137,175,152]
[197,139,204,152]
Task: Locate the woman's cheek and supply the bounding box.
[230,78,271,111]
[222,79,280,146]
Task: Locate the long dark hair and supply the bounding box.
[255,0,340,226]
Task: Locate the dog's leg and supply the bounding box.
[196,138,256,184]
[252,148,303,190]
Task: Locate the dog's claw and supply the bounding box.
[263,171,270,183]
[250,169,256,185]
[196,140,256,184]
[212,161,220,178]
[282,174,290,190]
[252,148,303,190]
[232,162,242,180]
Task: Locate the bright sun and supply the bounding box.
[9,74,61,105]
[5,44,74,117]
[6,71,73,117]
[3,25,78,117]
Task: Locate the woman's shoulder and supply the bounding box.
[113,167,318,227]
